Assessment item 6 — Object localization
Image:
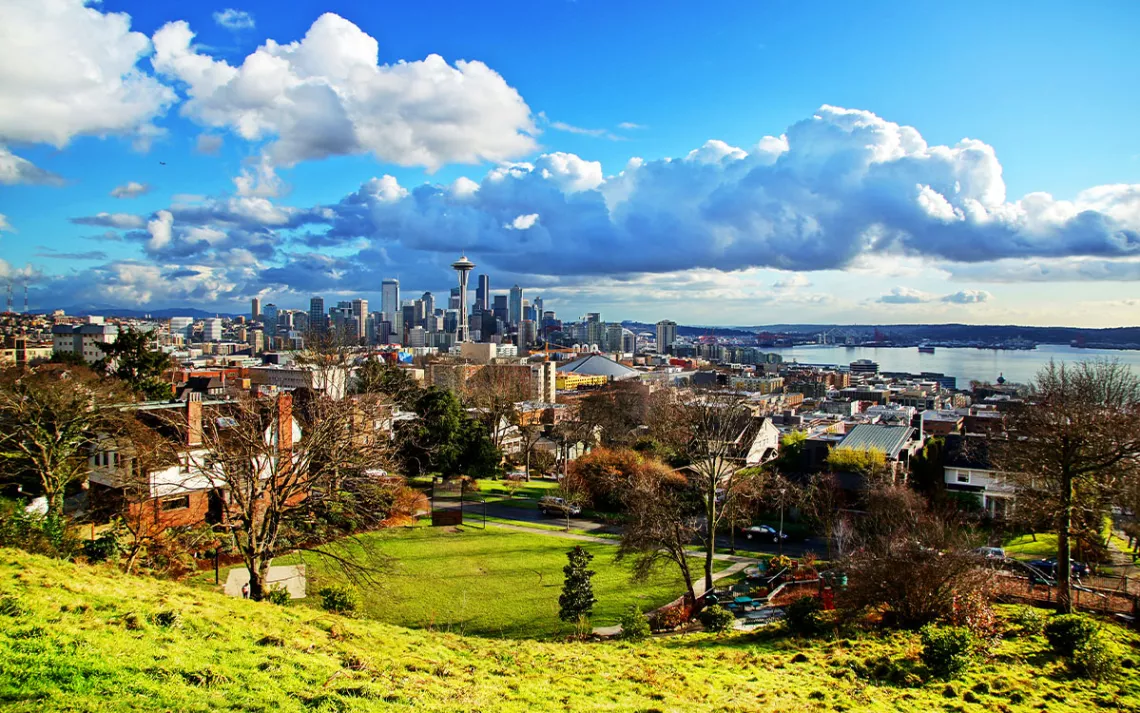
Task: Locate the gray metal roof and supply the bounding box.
[556,354,638,380]
[838,424,914,458]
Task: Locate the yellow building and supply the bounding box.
[556,372,608,390]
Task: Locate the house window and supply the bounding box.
[956,471,970,484]
[161,495,190,511]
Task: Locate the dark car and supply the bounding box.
[1028,558,1091,578]
[740,524,787,543]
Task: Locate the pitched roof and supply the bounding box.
[556,354,638,380]
[838,424,914,459]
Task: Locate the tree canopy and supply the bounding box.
[95,326,172,400]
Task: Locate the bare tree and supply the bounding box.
[552,474,590,532]
[800,471,846,561]
[658,389,757,594]
[463,365,528,450]
[187,390,391,600]
[0,365,128,520]
[617,464,700,605]
[991,359,1140,612]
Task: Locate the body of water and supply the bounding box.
[764,344,1140,387]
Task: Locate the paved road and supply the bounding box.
[480,502,829,558]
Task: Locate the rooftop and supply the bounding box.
[837,424,915,459]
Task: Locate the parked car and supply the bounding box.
[973,546,1007,561]
[539,496,581,517]
[1028,558,1091,578]
[740,524,787,543]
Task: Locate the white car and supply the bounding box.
[741,524,787,543]
[540,496,581,516]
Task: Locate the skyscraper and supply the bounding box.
[476,274,490,312]
[509,284,523,326]
[656,319,678,354]
[533,296,543,318]
[351,299,368,340]
[450,254,475,342]
[309,296,325,334]
[421,291,435,325]
[381,279,399,324]
[262,304,278,337]
[251,297,261,322]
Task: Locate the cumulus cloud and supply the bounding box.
[945,257,1140,283]
[0,0,176,147]
[878,286,992,305]
[0,214,11,232]
[0,146,64,185]
[151,13,537,170]
[146,210,173,252]
[942,289,991,304]
[110,181,150,198]
[213,8,254,30]
[70,213,146,229]
[772,274,811,290]
[878,287,936,304]
[506,213,539,230]
[287,105,1138,281]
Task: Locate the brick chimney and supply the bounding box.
[275,392,293,481]
[186,392,203,447]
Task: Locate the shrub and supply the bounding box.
[265,586,291,606]
[318,585,360,616]
[785,595,825,636]
[649,605,689,632]
[1011,606,1046,635]
[620,605,651,642]
[1069,632,1119,680]
[1044,614,1099,658]
[700,604,735,634]
[81,524,125,563]
[919,625,976,678]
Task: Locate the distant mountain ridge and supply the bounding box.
[50,306,238,320]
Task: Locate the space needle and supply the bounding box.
[450,254,475,343]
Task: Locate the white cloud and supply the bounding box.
[70,212,147,229]
[0,145,64,185]
[146,210,173,251]
[772,274,811,290]
[942,289,991,304]
[151,13,537,170]
[618,122,645,130]
[0,0,176,147]
[0,214,11,232]
[110,181,150,198]
[213,8,254,30]
[195,133,224,155]
[878,286,936,304]
[506,213,539,230]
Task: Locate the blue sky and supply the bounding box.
[1,0,1138,325]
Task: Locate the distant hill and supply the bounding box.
[49,306,238,320]
[742,323,1140,344]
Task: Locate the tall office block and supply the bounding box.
[476,274,490,312]
[309,296,325,333]
[251,297,261,322]
[656,319,678,354]
[509,284,523,326]
[381,279,399,323]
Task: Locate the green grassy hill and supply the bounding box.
[2,548,1139,712]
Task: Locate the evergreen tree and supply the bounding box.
[558,546,597,622]
[94,326,172,400]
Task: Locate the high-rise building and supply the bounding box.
[251,297,261,322]
[262,304,278,336]
[381,279,399,323]
[451,255,475,342]
[170,317,194,342]
[605,323,625,353]
[309,296,325,334]
[421,292,435,325]
[492,295,508,324]
[351,299,368,340]
[533,296,543,317]
[448,286,461,311]
[585,313,605,347]
[203,318,223,342]
[656,320,678,354]
[509,285,524,326]
[476,274,490,312]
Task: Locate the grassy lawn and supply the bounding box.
[5,548,1140,712]
[482,516,621,539]
[473,478,559,500]
[1004,533,1059,560]
[274,524,714,638]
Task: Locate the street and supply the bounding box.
[477,501,828,558]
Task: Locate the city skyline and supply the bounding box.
[1,2,1139,327]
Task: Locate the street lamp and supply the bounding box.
[778,487,787,557]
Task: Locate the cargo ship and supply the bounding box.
[917,345,935,354]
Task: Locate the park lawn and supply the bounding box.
[473,478,559,500]
[275,524,724,638]
[482,516,621,539]
[5,549,1140,713]
[1004,533,1059,560]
